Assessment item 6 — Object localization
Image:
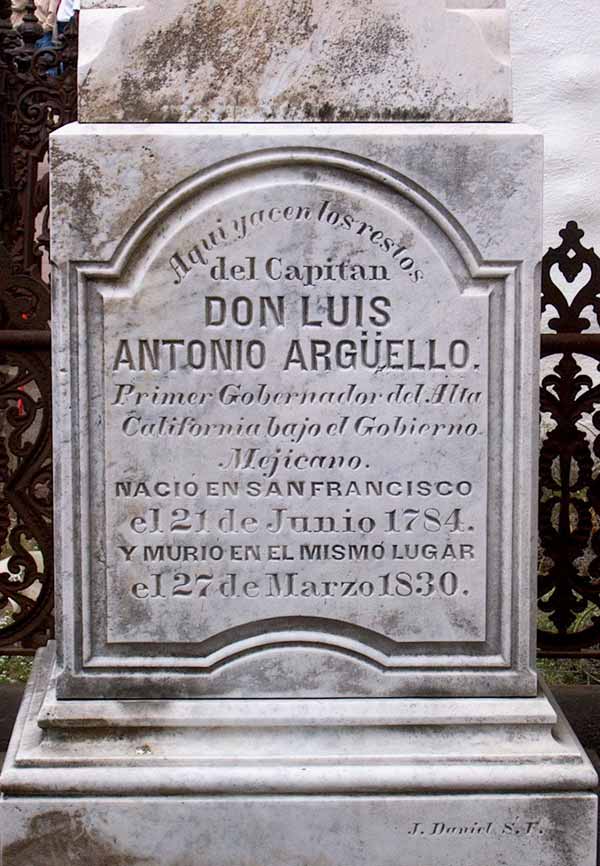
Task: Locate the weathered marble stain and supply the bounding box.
[77,0,512,122]
[3,811,152,866]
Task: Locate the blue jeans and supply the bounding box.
[34,21,69,76]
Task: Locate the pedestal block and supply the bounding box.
[2,121,596,865]
[1,646,597,865]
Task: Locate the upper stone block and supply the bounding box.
[78,0,512,122]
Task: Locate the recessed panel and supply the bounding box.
[48,127,542,698]
[92,161,492,662]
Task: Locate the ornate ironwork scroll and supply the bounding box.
[0,1,77,653]
[539,221,600,655]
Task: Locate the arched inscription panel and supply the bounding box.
[75,149,516,694]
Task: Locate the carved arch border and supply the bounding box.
[75,146,517,288]
[64,146,521,675]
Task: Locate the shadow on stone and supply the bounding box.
[0,684,24,754]
[553,686,600,754]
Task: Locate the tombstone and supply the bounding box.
[77,0,512,122]
[1,2,597,865]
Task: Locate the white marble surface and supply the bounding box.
[1,646,595,796]
[1,647,597,866]
[3,795,597,866]
[77,0,512,122]
[49,123,541,699]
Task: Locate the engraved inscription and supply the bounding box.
[407,818,546,838]
[100,182,490,648]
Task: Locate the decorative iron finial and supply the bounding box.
[17,0,43,44]
[0,0,12,25]
[0,0,15,39]
[0,0,22,57]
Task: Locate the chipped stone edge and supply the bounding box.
[448,8,511,68]
[78,6,144,93]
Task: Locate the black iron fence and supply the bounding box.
[1,5,599,657]
[539,222,600,656]
[0,2,76,653]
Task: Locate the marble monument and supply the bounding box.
[1,2,597,866]
[78,0,512,122]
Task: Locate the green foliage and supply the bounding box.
[0,656,33,684]
[537,657,600,685]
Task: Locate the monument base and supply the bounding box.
[1,645,597,865]
[1,793,597,866]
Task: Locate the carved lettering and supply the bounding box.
[104,186,489,648]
